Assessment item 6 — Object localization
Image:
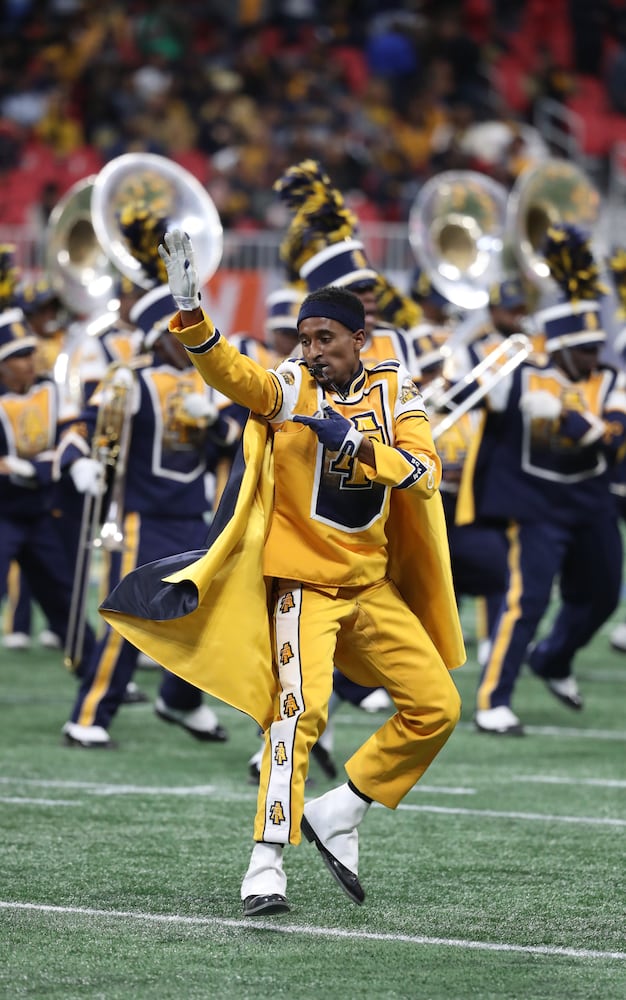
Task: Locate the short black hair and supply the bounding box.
[297,285,365,332]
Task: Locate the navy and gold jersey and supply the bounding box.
[172,315,441,589]
[72,320,144,399]
[123,364,224,516]
[457,357,626,525]
[0,377,62,517]
[75,321,144,379]
[57,359,230,518]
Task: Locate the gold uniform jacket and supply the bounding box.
[101,312,465,728]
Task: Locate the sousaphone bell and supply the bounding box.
[91,152,223,289]
[408,170,508,310]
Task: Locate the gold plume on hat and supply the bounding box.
[273,159,358,281]
[118,202,169,287]
[374,273,421,330]
[542,223,608,303]
[274,159,421,328]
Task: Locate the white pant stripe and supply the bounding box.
[263,584,304,842]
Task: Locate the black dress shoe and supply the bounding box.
[301,816,365,905]
[242,894,291,917]
[545,676,584,711]
[154,698,228,742]
[528,655,583,711]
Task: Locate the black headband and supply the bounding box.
[297,298,364,333]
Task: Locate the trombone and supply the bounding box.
[426,333,533,442]
[63,362,135,671]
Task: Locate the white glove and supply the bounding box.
[181,392,218,425]
[2,455,37,478]
[70,457,107,496]
[157,229,201,311]
[519,390,562,421]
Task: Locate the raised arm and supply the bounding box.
[158,229,284,417]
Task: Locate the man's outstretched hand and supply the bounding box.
[158,229,201,311]
[294,403,363,457]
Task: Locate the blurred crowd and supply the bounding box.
[2,0,626,235]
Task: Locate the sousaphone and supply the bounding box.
[45,176,116,317]
[91,152,223,289]
[505,158,601,287]
[408,170,508,310]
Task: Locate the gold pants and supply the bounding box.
[254,577,461,844]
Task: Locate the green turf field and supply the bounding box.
[1,602,625,1000]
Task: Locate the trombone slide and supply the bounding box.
[431,334,532,442]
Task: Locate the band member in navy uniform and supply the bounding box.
[59,287,235,748]
[455,225,626,733]
[4,278,74,651]
[0,307,95,675]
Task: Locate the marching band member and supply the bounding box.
[5,277,75,651]
[100,232,465,915]
[59,286,236,748]
[454,224,626,733]
[0,308,96,675]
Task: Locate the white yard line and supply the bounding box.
[394,803,626,826]
[0,778,622,825]
[0,900,624,961]
[0,796,80,806]
[515,775,626,788]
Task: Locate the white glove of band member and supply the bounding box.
[519,390,562,421]
[157,229,201,311]
[2,455,37,478]
[70,457,106,496]
[181,392,218,425]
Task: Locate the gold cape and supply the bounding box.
[100,415,465,730]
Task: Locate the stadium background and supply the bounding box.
[2,1,626,332]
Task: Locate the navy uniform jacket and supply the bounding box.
[456,356,626,526]
[57,356,234,518]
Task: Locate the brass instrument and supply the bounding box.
[408,170,508,310]
[46,176,117,319]
[63,363,135,671]
[505,158,601,288]
[426,334,533,442]
[91,152,223,290]
[63,154,223,671]
[45,177,120,416]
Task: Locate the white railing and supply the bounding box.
[2,183,622,283]
[0,220,418,280]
